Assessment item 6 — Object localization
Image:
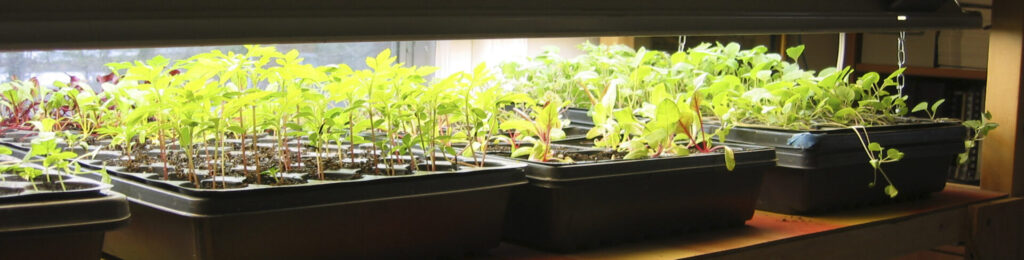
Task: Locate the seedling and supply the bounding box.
[960,111,999,164]
[912,99,945,120]
[622,93,736,170]
[0,79,41,131]
[18,118,110,191]
[850,126,902,198]
[500,93,570,162]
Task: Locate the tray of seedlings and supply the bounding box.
[0,128,129,260]
[687,44,993,214]
[0,48,527,259]
[486,86,775,252]
[500,42,995,216]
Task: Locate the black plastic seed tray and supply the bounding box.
[0,154,111,203]
[61,145,528,259]
[719,120,966,214]
[498,142,776,252]
[0,145,130,260]
[563,107,594,127]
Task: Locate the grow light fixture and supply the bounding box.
[0,0,981,51]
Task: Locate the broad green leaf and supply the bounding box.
[755,70,772,81]
[742,88,773,102]
[529,143,548,161]
[500,119,534,133]
[785,45,805,61]
[884,185,899,198]
[443,146,458,157]
[931,99,945,113]
[858,72,880,89]
[655,99,680,125]
[963,120,982,129]
[886,148,904,161]
[833,107,858,123]
[868,142,883,152]
[670,51,687,64]
[645,129,669,147]
[586,127,603,139]
[624,148,649,160]
[671,146,690,157]
[723,146,736,171]
[649,83,669,104]
[725,42,741,56]
[285,123,303,131]
[226,126,246,134]
[884,67,907,82]
[912,102,929,113]
[550,129,566,141]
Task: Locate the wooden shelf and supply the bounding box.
[476,184,1011,260]
[854,63,988,81]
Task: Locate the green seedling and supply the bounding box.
[623,93,736,170]
[960,111,999,165]
[912,99,945,120]
[851,126,902,198]
[500,93,570,162]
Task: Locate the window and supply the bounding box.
[0,42,399,85]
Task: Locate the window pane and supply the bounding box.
[0,42,398,84]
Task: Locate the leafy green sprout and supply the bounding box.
[4,119,111,191]
[500,93,571,163]
[912,99,945,120]
[850,126,902,198]
[622,93,736,171]
[960,111,999,165]
[260,167,281,184]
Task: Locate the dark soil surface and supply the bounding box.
[35,181,97,191]
[0,186,22,196]
[3,132,497,190]
[146,173,196,182]
[182,181,248,189]
[243,176,308,186]
[487,144,628,162]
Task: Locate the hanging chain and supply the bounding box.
[896,31,907,96]
[678,35,687,53]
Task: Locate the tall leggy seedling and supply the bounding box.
[409,73,460,171]
[353,50,399,173]
[324,67,370,169]
[105,55,181,180]
[460,64,532,166]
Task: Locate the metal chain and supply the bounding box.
[896,31,907,96]
[678,35,687,53]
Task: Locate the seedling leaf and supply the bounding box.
[868,142,882,152]
[931,99,945,114]
[884,185,899,198]
[912,102,928,113]
[510,146,532,158]
[785,45,805,61]
[723,146,736,171]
